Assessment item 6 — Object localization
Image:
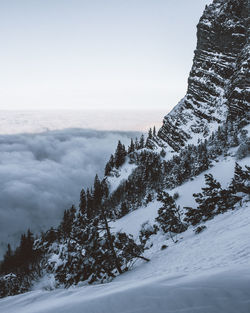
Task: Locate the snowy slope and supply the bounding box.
[1,266,249,313]
[1,155,249,313]
[107,161,137,193]
[112,154,249,237]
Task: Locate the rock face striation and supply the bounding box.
[158,0,249,152]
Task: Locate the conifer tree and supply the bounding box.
[79,188,86,214]
[59,205,76,238]
[93,174,103,208]
[148,128,153,139]
[230,163,250,194]
[0,244,13,274]
[86,188,93,219]
[155,192,186,235]
[139,134,145,149]
[217,188,242,213]
[193,174,221,220]
[153,126,156,137]
[114,141,127,168]
[105,154,115,176]
[135,137,140,150]
[128,139,135,154]
[184,207,203,226]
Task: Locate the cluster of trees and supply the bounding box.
[37,174,149,287]
[128,162,249,253]
[154,163,249,241]
[185,163,249,225]
[105,127,157,176]
[105,151,163,217]
[104,120,248,218]
[0,230,41,297]
[105,141,127,175]
[0,175,147,297]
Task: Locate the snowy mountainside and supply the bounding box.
[0,0,249,308]
[107,161,137,193]
[111,154,249,237]
[0,154,249,313]
[157,0,249,152]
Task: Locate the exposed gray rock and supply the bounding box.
[158,0,249,152]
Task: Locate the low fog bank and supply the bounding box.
[0,128,140,259]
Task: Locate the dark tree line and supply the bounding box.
[0,174,147,297]
[103,120,247,218]
[0,230,41,297]
[0,119,248,297]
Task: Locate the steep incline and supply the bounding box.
[1,156,250,313]
[158,0,249,152]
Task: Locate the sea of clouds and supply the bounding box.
[0,128,140,258]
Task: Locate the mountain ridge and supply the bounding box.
[157,0,249,152]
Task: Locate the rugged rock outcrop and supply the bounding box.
[158,0,249,152]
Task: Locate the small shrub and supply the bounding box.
[236,142,250,160]
[173,192,179,200]
[194,225,207,234]
[139,222,158,247]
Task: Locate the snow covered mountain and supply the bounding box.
[158,0,249,152]
[1,153,249,313]
[0,0,249,311]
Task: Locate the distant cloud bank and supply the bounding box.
[0,110,165,134]
[0,128,140,258]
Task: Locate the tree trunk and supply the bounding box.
[102,209,123,274]
[134,255,150,262]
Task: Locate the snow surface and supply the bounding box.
[1,155,250,312]
[112,154,250,237]
[107,161,137,193]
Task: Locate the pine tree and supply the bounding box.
[128,139,135,154]
[114,232,149,265]
[155,192,187,235]
[105,154,114,176]
[86,188,93,219]
[148,128,153,139]
[184,207,204,226]
[196,142,210,173]
[217,188,242,213]
[59,205,76,238]
[114,141,127,168]
[230,163,250,194]
[153,126,156,137]
[79,188,86,214]
[93,174,103,208]
[0,244,13,274]
[193,174,221,220]
[135,137,140,150]
[139,135,145,149]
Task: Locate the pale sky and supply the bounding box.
[0,0,212,111]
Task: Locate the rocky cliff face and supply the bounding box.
[158,0,249,152]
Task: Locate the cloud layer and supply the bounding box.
[0,128,140,258]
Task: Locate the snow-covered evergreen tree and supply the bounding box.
[155,192,187,235]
